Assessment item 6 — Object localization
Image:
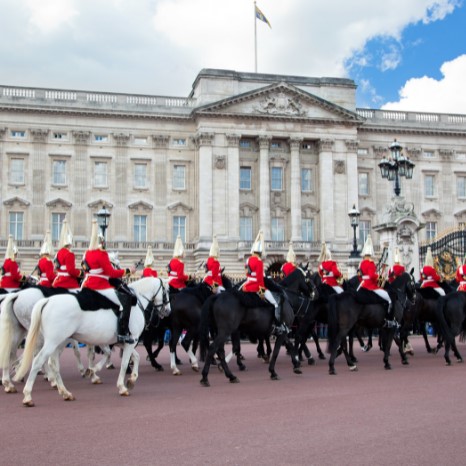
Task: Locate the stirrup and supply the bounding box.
[384,319,399,329]
[117,334,135,344]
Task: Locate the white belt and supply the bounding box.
[324,272,334,277]
[246,277,257,282]
[362,275,370,280]
[89,268,104,274]
[57,272,70,277]
[59,265,67,271]
[169,271,178,277]
[3,272,11,277]
[88,274,109,280]
[206,271,212,276]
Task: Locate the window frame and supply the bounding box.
[240,167,252,191]
[301,168,312,193]
[133,214,147,242]
[358,172,369,196]
[424,174,436,198]
[94,161,108,188]
[271,217,285,241]
[173,215,186,242]
[9,211,24,240]
[239,216,253,241]
[52,159,67,186]
[301,218,314,241]
[173,164,186,191]
[133,162,148,189]
[271,166,283,192]
[51,213,66,241]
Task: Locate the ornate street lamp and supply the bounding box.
[348,204,360,258]
[96,204,111,239]
[378,139,415,196]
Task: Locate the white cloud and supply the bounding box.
[379,45,402,72]
[25,0,79,34]
[382,54,466,113]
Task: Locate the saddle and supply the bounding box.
[355,288,388,306]
[36,285,71,298]
[317,284,337,303]
[418,287,442,300]
[230,288,273,309]
[75,288,120,314]
[0,288,8,294]
[178,282,214,303]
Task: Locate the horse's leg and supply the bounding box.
[268,333,287,380]
[381,329,395,370]
[2,328,25,394]
[181,331,199,372]
[311,328,326,360]
[362,329,373,352]
[67,339,86,377]
[169,327,183,375]
[201,333,237,386]
[347,334,358,364]
[231,332,246,371]
[421,322,433,353]
[126,349,140,389]
[101,345,115,369]
[143,330,163,371]
[48,347,76,401]
[116,343,137,396]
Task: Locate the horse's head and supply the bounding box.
[131,277,171,319]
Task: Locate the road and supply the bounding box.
[2,335,466,466]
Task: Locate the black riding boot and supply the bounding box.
[273,296,288,335]
[384,303,398,329]
[117,293,135,344]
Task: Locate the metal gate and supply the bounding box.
[419,228,466,280]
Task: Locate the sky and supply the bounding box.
[1,0,466,113]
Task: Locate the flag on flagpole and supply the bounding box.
[255,4,271,28]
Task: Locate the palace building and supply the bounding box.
[1,68,465,276]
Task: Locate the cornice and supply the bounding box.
[358,125,466,138]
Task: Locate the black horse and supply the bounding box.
[199,289,301,386]
[327,272,414,374]
[435,291,466,365]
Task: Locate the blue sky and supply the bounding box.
[1,0,465,113]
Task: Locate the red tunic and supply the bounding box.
[52,247,82,289]
[38,257,56,287]
[142,267,158,278]
[82,249,125,290]
[242,255,265,292]
[456,265,466,292]
[358,259,380,291]
[168,258,189,289]
[203,256,223,287]
[281,262,296,277]
[318,260,342,287]
[388,264,406,284]
[421,265,441,288]
[0,258,23,289]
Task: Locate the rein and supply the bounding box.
[136,279,170,330]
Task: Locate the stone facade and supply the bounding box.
[1,69,466,277]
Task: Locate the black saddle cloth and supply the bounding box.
[317,284,337,303]
[75,288,120,313]
[36,285,71,298]
[178,282,213,303]
[355,288,388,306]
[419,287,442,300]
[0,288,8,294]
[230,289,273,309]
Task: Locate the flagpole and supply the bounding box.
[254,1,257,73]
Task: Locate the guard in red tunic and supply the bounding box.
[142,246,158,278]
[420,247,445,296]
[388,247,406,284]
[167,236,189,293]
[37,230,56,287]
[318,242,343,294]
[52,220,82,291]
[358,235,395,326]
[241,230,286,334]
[82,220,135,343]
[456,258,466,292]
[281,242,297,277]
[0,235,24,291]
[203,235,224,293]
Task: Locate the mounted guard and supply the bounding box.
[318,242,343,294]
[281,242,297,277]
[455,256,466,292]
[388,247,406,284]
[167,235,190,294]
[142,246,158,278]
[0,235,25,292]
[36,230,56,287]
[203,234,224,293]
[420,247,445,296]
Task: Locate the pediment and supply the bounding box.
[3,196,30,207]
[46,197,72,208]
[87,199,114,209]
[128,201,153,211]
[194,82,361,123]
[421,208,442,218]
[167,202,192,213]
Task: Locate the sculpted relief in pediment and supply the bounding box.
[254,92,306,116]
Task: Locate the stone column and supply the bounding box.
[198,132,214,241]
[0,128,8,205]
[318,139,334,241]
[258,136,271,239]
[153,135,170,242]
[226,134,240,240]
[30,129,48,236]
[289,137,303,241]
[113,133,130,240]
[72,131,91,237]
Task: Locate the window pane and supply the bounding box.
[301,168,312,192]
[10,158,24,184]
[9,212,24,240]
[173,216,186,242]
[358,220,371,246]
[240,167,251,190]
[271,167,283,191]
[424,175,434,197]
[457,176,466,198]
[173,165,185,190]
[426,221,437,240]
[240,216,253,241]
[51,213,66,241]
[133,215,147,242]
[94,162,108,187]
[301,219,314,241]
[52,160,66,185]
[358,172,369,196]
[271,217,285,241]
[134,163,147,188]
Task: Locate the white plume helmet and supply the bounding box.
[361,234,374,257]
[108,251,120,268]
[4,235,17,260]
[40,230,54,256]
[209,235,220,258]
[286,242,296,263]
[251,230,264,254]
[318,242,331,262]
[424,247,434,267]
[393,247,401,264]
[144,246,155,267]
[59,219,73,248]
[88,219,101,250]
[173,235,185,258]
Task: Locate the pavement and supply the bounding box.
[2,335,466,466]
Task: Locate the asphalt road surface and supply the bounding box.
[2,335,466,466]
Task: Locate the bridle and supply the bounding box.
[136,278,171,329]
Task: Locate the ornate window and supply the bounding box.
[52,160,67,186]
[424,174,436,197]
[301,168,312,193]
[301,218,314,241]
[133,163,147,189]
[173,165,186,190]
[94,161,108,188]
[10,158,25,185]
[240,167,252,190]
[173,215,186,242]
[133,215,147,242]
[9,212,24,240]
[240,216,253,241]
[51,212,66,241]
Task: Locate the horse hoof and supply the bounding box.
[127,379,135,390]
[92,378,102,385]
[308,358,316,366]
[270,374,280,381]
[23,400,35,407]
[457,358,463,364]
[230,377,240,384]
[64,394,75,401]
[200,379,210,387]
[191,365,199,372]
[156,366,164,372]
[349,365,358,372]
[106,364,115,370]
[172,369,182,376]
[318,354,326,360]
[402,360,409,365]
[384,365,392,370]
[239,365,246,372]
[445,361,452,366]
[5,386,17,394]
[329,369,336,375]
[293,368,302,375]
[120,390,130,396]
[84,369,92,378]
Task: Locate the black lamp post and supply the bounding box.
[96,205,111,240]
[348,204,360,258]
[378,139,415,196]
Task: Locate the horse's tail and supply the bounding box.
[326,294,339,353]
[199,295,215,362]
[434,296,455,347]
[0,293,19,369]
[13,298,48,382]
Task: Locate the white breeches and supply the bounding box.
[373,289,391,304]
[94,288,122,308]
[433,287,446,296]
[332,286,344,294]
[263,289,278,307]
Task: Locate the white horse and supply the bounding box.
[0,287,114,392]
[13,277,170,406]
